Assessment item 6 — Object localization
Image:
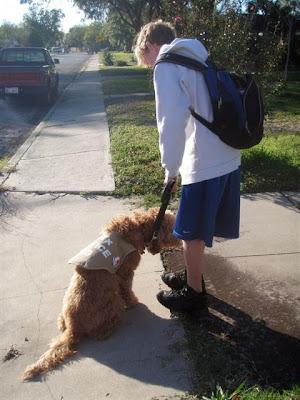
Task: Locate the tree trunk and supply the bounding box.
[284,16,293,82]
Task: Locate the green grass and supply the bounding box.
[105,51,137,65]
[101,76,152,95]
[99,51,150,77]
[106,97,166,206]
[0,155,10,171]
[99,65,149,77]
[193,384,300,400]
[239,386,300,400]
[267,81,300,120]
[241,134,300,193]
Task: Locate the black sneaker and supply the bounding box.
[161,270,206,293]
[161,269,187,290]
[156,285,209,315]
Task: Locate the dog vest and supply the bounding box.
[68,231,137,273]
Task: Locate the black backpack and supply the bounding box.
[155,53,264,150]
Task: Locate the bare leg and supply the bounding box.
[183,239,205,293]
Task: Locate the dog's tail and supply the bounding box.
[22,328,81,381]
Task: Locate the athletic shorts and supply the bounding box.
[173,167,241,247]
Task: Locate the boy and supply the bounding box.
[135,20,241,317]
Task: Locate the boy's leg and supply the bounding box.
[183,238,205,293]
[157,169,240,313]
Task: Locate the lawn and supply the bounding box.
[99,51,150,77]
[100,57,300,399]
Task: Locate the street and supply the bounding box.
[0,52,92,160]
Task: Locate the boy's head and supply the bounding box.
[135,20,175,67]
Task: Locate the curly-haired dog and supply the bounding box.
[22,207,181,380]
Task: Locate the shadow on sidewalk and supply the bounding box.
[79,303,188,390]
[27,303,189,393]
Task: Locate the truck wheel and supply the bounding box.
[41,89,52,106]
[41,87,57,106]
[52,86,59,102]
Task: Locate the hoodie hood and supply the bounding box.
[159,38,208,64]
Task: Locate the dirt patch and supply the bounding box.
[2,345,23,362]
[265,117,300,133]
[162,249,300,389]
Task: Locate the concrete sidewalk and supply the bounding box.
[0,54,299,399]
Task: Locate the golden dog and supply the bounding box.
[22,207,181,380]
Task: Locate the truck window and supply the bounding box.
[0,49,47,65]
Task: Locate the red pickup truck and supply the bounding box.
[0,47,59,105]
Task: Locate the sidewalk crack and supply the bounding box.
[20,236,43,360]
[21,236,41,295]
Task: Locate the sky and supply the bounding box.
[0,0,93,32]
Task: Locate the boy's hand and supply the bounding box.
[164,176,178,192]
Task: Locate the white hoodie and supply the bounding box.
[154,38,241,185]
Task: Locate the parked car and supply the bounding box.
[0,47,59,105]
[50,47,63,54]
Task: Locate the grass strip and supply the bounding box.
[241,133,300,193]
[106,96,166,206]
[99,66,149,77]
[267,82,300,119]
[101,76,152,95]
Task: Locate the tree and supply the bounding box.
[157,0,286,108]
[22,4,65,47]
[247,0,299,80]
[0,22,22,47]
[70,0,165,33]
[83,21,106,53]
[283,0,299,80]
[21,0,162,32]
[65,25,87,49]
[102,11,135,51]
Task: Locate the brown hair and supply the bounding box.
[135,20,175,65]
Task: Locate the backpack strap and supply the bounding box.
[188,106,215,131]
[155,52,216,132]
[155,53,208,72]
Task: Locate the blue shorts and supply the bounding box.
[173,167,240,247]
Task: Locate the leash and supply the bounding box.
[146,180,176,247]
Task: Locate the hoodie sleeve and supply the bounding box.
[154,63,191,180]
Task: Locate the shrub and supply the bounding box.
[102,50,114,66]
[114,60,128,67]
